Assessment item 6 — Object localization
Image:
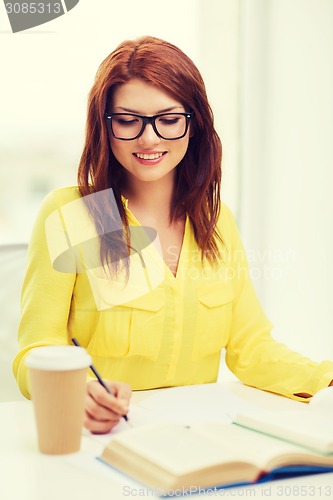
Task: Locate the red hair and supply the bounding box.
[77,36,222,270]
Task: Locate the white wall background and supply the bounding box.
[239,0,333,361]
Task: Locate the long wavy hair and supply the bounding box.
[77,36,222,272]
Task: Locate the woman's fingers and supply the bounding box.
[84,380,132,434]
[84,408,120,434]
[84,395,120,434]
[106,380,132,410]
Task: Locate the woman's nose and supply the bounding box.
[137,123,161,146]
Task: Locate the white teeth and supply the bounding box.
[135,152,163,160]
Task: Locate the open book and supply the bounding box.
[99,420,333,492]
[234,386,333,455]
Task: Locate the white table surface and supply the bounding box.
[0,382,332,500]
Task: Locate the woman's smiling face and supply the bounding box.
[108,78,191,185]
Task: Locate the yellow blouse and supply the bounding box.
[13,187,333,400]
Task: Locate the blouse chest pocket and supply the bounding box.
[192,282,234,361]
[87,288,165,361]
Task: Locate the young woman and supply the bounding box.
[13,36,333,434]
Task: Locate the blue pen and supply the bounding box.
[71,337,129,422]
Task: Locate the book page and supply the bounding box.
[309,386,333,415]
[86,404,170,446]
[234,409,333,454]
[105,422,250,475]
[103,421,333,482]
[190,422,323,470]
[137,383,259,425]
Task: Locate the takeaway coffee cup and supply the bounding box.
[25,345,91,454]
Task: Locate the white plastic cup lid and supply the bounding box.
[25,345,91,371]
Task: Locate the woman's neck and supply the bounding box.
[123,174,176,222]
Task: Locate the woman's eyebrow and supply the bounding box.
[114,106,184,114]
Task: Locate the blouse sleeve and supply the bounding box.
[221,204,333,401]
[13,189,77,398]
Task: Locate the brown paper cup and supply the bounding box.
[25,346,91,454]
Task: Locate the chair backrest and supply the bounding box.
[0,244,28,401]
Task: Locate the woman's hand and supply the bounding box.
[84,380,132,434]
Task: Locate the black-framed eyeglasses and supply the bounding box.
[105,112,193,141]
